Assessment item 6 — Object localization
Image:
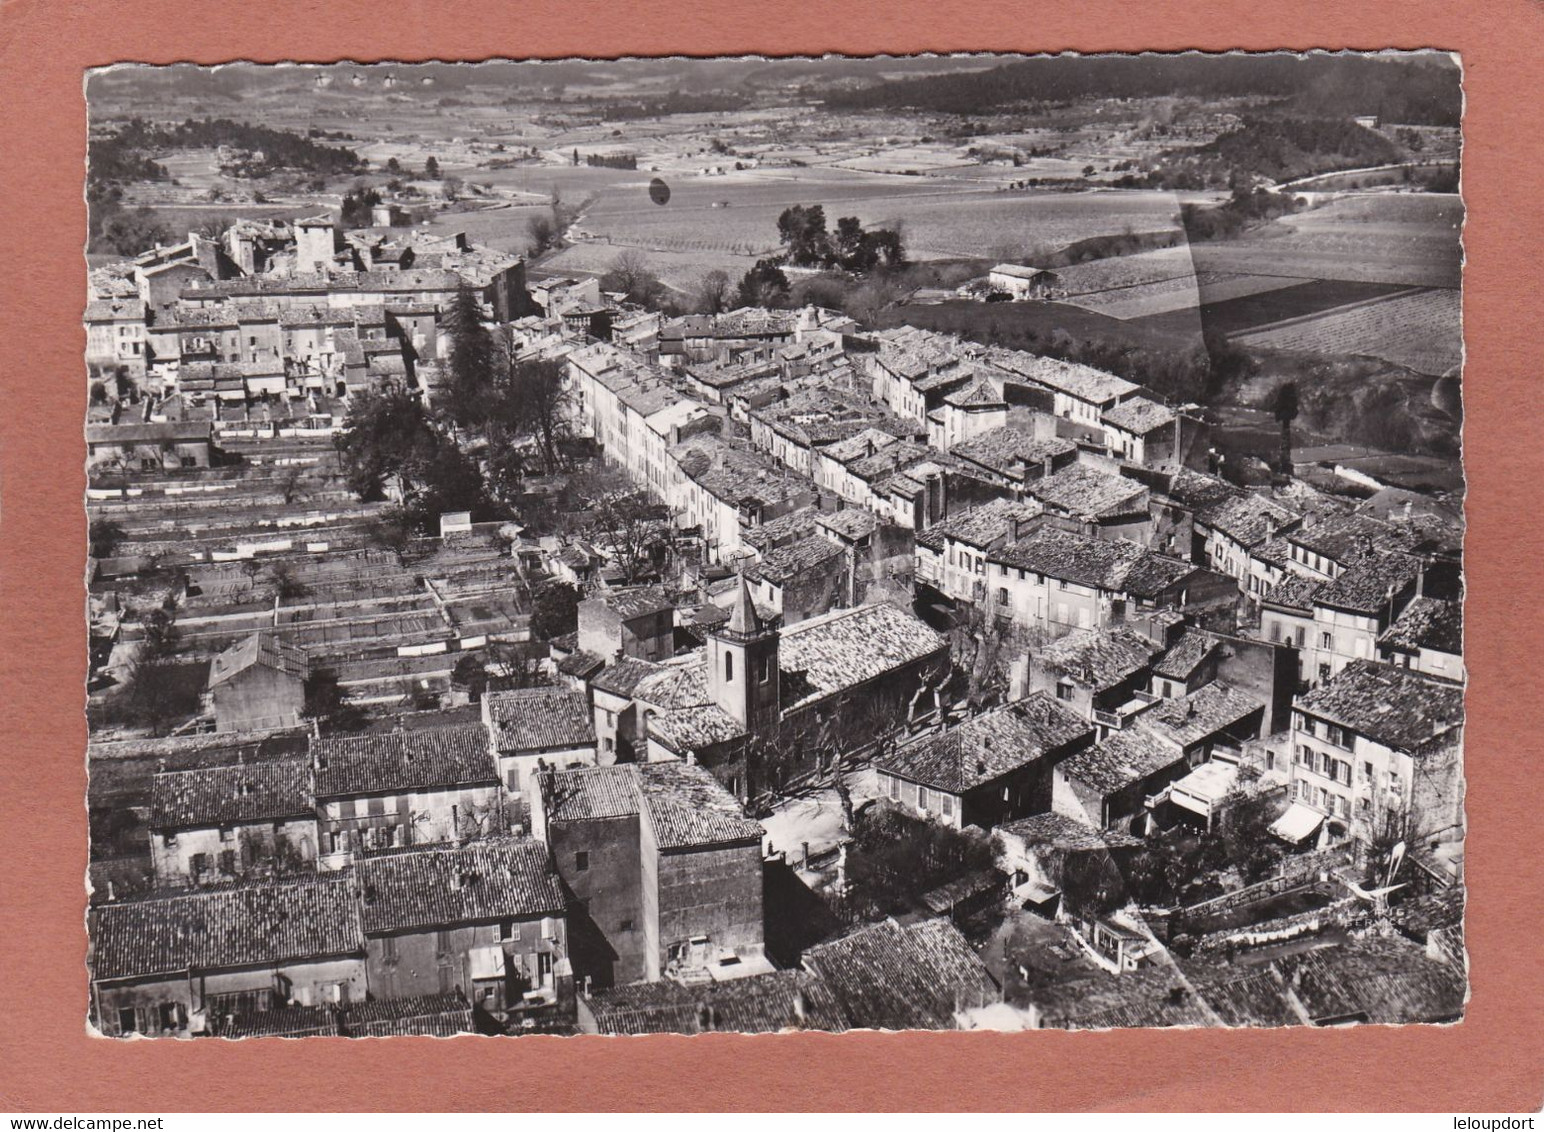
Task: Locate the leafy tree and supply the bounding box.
[266,561,308,602]
[90,380,109,405]
[600,249,668,309]
[736,258,791,309]
[1273,381,1300,473]
[334,388,439,501]
[94,207,172,257]
[89,518,125,559]
[301,668,366,735]
[424,155,441,179]
[526,210,558,256]
[777,204,830,267]
[450,653,489,702]
[529,581,583,641]
[363,506,417,554]
[494,356,571,475]
[440,287,501,431]
[340,185,382,229]
[696,268,731,315]
[386,156,402,173]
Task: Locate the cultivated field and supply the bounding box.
[1233,287,1462,376]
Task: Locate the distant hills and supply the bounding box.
[819,53,1462,127]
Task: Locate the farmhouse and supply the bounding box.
[989,263,1060,299]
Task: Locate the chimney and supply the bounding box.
[1263,513,1277,542]
[1186,700,1197,720]
[792,988,808,1025]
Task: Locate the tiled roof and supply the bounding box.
[1103,396,1177,435]
[743,536,845,586]
[815,508,880,542]
[583,970,846,1034]
[943,377,1005,409]
[555,649,605,679]
[85,420,214,446]
[778,602,947,708]
[993,353,1138,406]
[150,760,313,829]
[1058,729,1185,795]
[540,765,642,824]
[207,631,307,688]
[590,657,665,698]
[1379,596,1463,657]
[311,724,499,797]
[1314,552,1421,615]
[1262,574,1325,611]
[221,1005,339,1038]
[1296,661,1464,752]
[1283,936,1465,1024]
[1036,627,1163,689]
[89,877,363,982]
[85,298,147,322]
[355,838,564,934]
[1136,682,1262,749]
[876,692,1092,794]
[591,585,674,621]
[646,701,747,752]
[993,527,1190,597]
[483,687,595,754]
[996,811,1142,851]
[633,654,712,711]
[1152,631,1220,680]
[637,762,764,849]
[1287,511,1411,565]
[1162,469,1239,511]
[540,763,760,850]
[344,993,474,1037]
[920,498,1041,552]
[1196,492,1300,548]
[803,918,1000,1031]
[952,426,1075,481]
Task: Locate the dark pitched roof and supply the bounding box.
[952,426,1075,481]
[555,649,605,679]
[345,993,474,1037]
[1102,396,1177,435]
[592,585,674,621]
[208,631,307,688]
[1195,492,1300,549]
[997,811,1143,851]
[1026,465,1147,520]
[582,970,847,1035]
[917,498,1040,552]
[1137,682,1263,749]
[1262,574,1325,612]
[876,692,1092,794]
[483,687,595,754]
[1295,661,1464,751]
[1036,627,1163,690]
[310,724,498,797]
[221,1005,339,1038]
[993,527,1191,596]
[1287,511,1412,564]
[1314,552,1421,615]
[540,764,642,824]
[743,536,845,586]
[637,762,764,849]
[1152,631,1220,680]
[89,877,363,982]
[355,838,565,934]
[590,657,665,698]
[1058,729,1185,795]
[150,759,313,829]
[776,603,947,708]
[1379,596,1463,657]
[1282,937,1465,1024]
[803,918,1001,1031]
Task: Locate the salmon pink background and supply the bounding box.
[1,0,1540,1112]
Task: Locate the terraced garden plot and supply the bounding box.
[1233,288,1462,375]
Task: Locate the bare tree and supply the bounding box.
[697,268,731,315]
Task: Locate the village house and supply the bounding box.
[89,876,366,1038]
[742,535,848,626]
[988,526,1232,642]
[85,419,216,472]
[1377,596,1464,683]
[529,761,766,990]
[1101,396,1207,471]
[1024,463,1152,542]
[1278,660,1465,849]
[914,497,1043,606]
[576,586,676,662]
[1052,728,1192,833]
[148,759,317,886]
[1149,627,1298,734]
[927,377,1008,452]
[481,686,597,824]
[207,631,308,733]
[310,724,504,867]
[355,837,568,1015]
[84,298,148,383]
[1193,491,1302,593]
[874,692,1094,829]
[988,263,1060,299]
[949,425,1078,495]
[588,657,665,764]
[1025,626,1165,729]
